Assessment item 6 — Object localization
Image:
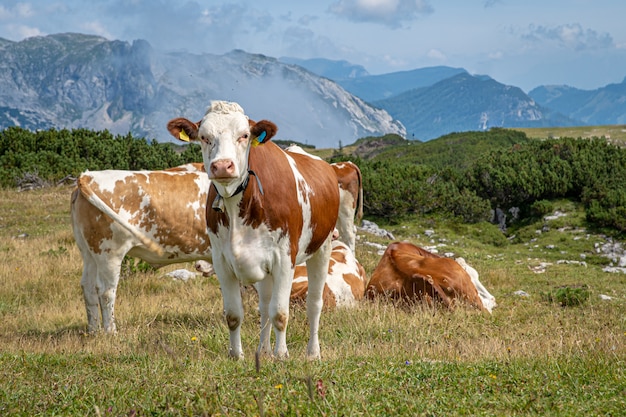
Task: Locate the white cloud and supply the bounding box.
[328,0,433,28]
[427,48,446,61]
[0,3,34,20]
[522,23,613,51]
[80,21,114,40]
[4,24,44,39]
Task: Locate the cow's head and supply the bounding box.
[167,100,277,197]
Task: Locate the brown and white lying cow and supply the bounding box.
[291,239,367,309]
[365,241,493,312]
[168,100,340,360]
[71,163,211,333]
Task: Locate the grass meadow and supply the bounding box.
[0,186,624,416]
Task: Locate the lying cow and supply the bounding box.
[365,241,491,312]
[167,100,340,360]
[291,239,367,309]
[71,163,211,333]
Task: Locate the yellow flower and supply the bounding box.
[191,336,197,342]
[275,384,283,389]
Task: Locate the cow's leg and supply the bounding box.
[269,267,293,359]
[304,237,332,360]
[215,262,245,359]
[96,256,123,334]
[80,254,101,333]
[254,280,273,357]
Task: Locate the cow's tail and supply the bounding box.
[76,174,165,256]
[354,162,364,226]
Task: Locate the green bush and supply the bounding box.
[0,127,202,188]
[541,285,590,307]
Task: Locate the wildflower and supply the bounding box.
[275,384,283,390]
[489,374,497,379]
[405,360,412,365]
[316,379,326,398]
[191,336,197,342]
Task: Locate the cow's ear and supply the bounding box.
[250,120,278,146]
[167,118,200,142]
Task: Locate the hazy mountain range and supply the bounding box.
[1,33,625,147]
[0,33,403,149]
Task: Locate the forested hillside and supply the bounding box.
[2,126,626,235]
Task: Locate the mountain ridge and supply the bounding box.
[2,33,625,145]
[0,33,405,149]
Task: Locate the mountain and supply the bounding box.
[335,66,468,103]
[374,73,578,141]
[529,79,626,125]
[279,57,369,80]
[0,33,405,148]
[278,59,467,103]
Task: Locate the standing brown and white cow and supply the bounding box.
[365,241,490,312]
[285,145,363,252]
[331,161,363,252]
[167,101,340,360]
[71,163,211,333]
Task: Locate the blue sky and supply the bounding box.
[1,0,625,92]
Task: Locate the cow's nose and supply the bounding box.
[210,159,236,177]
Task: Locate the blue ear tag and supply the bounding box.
[252,131,267,147]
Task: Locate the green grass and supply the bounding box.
[0,187,625,416]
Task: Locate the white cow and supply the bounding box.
[285,145,363,252]
[167,100,340,360]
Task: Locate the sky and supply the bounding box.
[1,0,625,92]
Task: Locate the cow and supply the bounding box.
[455,257,497,313]
[291,239,367,309]
[71,163,211,333]
[285,145,363,252]
[365,241,489,312]
[331,161,363,252]
[167,100,340,360]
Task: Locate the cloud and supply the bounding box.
[0,3,35,19]
[2,24,44,39]
[328,0,433,28]
[483,0,503,7]
[426,48,446,61]
[96,1,275,54]
[79,21,114,40]
[522,23,613,51]
[282,26,341,58]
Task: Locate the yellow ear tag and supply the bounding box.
[251,131,266,147]
[179,130,190,142]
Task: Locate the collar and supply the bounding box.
[211,169,263,212]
